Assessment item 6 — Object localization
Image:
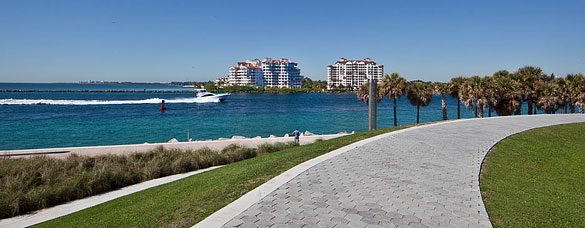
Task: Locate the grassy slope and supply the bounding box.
[0,143,296,219]
[35,125,414,227]
[480,122,585,228]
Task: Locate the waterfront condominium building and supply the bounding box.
[261,58,303,88]
[225,58,303,88]
[215,76,229,87]
[227,59,263,87]
[327,58,384,90]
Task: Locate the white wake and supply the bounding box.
[0,97,222,105]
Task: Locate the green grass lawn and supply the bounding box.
[480,122,585,228]
[34,124,416,227]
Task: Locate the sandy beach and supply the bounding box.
[0,133,351,159]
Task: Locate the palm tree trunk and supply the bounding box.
[488,105,492,117]
[393,97,397,126]
[416,105,420,124]
[441,94,447,120]
[534,105,537,114]
[570,103,575,113]
[528,102,533,115]
[457,98,461,119]
[474,101,478,118]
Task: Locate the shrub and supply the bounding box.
[0,142,298,219]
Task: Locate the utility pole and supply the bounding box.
[368,79,377,130]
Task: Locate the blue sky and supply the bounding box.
[0,0,584,82]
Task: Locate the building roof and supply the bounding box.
[231,65,262,69]
[262,58,297,64]
[336,57,376,64]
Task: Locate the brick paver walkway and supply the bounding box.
[220,115,584,228]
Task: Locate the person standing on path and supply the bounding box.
[293,128,300,144]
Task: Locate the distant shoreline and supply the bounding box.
[0,89,353,94]
[0,90,199,93]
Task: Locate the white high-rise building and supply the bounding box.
[261,58,303,88]
[227,59,263,87]
[327,58,384,90]
[224,58,303,88]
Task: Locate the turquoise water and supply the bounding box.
[0,83,534,150]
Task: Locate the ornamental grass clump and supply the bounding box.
[256,142,297,155]
[0,143,297,219]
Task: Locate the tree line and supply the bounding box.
[358,66,585,125]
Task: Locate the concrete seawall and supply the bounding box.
[0,133,350,159]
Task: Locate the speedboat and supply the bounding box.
[195,89,229,102]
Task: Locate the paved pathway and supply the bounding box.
[203,115,584,228]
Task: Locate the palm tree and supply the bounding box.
[556,77,570,113]
[578,75,585,113]
[432,82,452,120]
[491,77,523,116]
[407,81,433,124]
[489,70,513,117]
[475,77,489,118]
[493,70,510,77]
[536,81,561,114]
[514,66,545,115]
[577,100,585,113]
[566,73,585,113]
[577,80,585,113]
[357,82,382,103]
[577,90,585,113]
[483,76,498,117]
[446,68,585,116]
[380,73,407,126]
[460,76,486,117]
[449,76,466,119]
[357,83,369,103]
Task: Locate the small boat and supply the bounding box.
[195,89,229,102]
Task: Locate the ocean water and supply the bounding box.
[0,83,531,150]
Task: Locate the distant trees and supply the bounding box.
[357,67,585,128]
[203,83,218,91]
[301,77,327,90]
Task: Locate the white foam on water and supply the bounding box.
[0,97,222,105]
